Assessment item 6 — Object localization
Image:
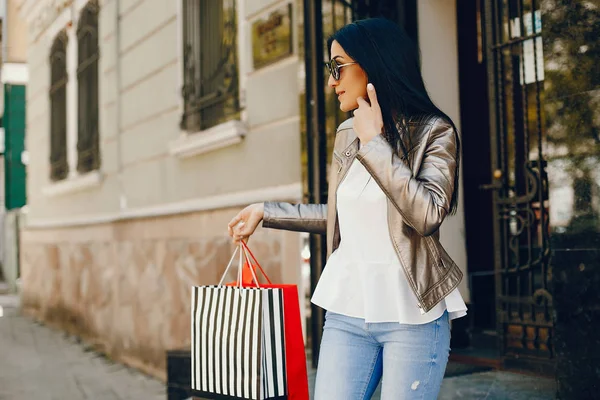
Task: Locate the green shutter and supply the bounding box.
[4,84,27,210]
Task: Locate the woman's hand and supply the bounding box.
[353,83,383,144]
[227,203,265,244]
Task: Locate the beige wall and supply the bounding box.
[22,0,303,225]
[6,0,28,62]
[418,0,470,302]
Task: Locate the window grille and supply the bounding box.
[180,0,240,132]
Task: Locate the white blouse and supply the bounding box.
[311,159,467,324]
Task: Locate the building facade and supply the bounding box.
[15,0,600,396]
[16,0,305,379]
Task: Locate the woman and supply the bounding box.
[228,18,467,399]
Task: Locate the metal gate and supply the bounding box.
[483,0,554,373]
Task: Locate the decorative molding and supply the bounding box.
[27,182,303,229]
[16,0,44,22]
[42,170,103,197]
[1,63,29,84]
[19,0,92,43]
[41,3,72,46]
[169,120,247,159]
[28,0,73,39]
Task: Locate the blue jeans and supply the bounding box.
[314,311,450,399]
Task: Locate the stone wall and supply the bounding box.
[19,207,301,380]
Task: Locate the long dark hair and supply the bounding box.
[328,18,461,215]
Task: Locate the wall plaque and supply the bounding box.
[252,4,293,69]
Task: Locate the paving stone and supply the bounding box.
[0,295,165,400]
[1,294,557,399]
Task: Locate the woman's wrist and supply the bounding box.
[256,202,265,220]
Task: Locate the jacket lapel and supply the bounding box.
[335,131,360,182]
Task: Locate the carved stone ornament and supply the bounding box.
[29,0,74,41]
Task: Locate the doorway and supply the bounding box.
[481,0,554,374]
[456,0,497,359]
[456,0,555,375]
[456,0,496,340]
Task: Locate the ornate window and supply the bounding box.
[76,0,100,173]
[49,30,69,181]
[180,0,240,132]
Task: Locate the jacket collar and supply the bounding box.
[341,137,360,159]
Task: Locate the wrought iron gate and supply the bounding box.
[483,0,554,373]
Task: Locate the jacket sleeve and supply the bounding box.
[356,118,458,237]
[262,202,328,234]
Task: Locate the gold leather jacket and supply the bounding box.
[263,115,463,313]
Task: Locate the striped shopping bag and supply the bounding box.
[190,243,309,400]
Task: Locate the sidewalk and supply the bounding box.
[1,293,556,399]
[305,361,556,400]
[437,370,556,400]
[0,294,165,400]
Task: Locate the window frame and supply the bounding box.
[43,0,104,196]
[76,0,100,174]
[49,29,69,182]
[179,0,242,133]
[171,0,248,159]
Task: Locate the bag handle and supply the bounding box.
[240,241,272,285]
[218,245,240,286]
[217,243,264,288]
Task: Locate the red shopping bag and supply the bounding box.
[225,242,309,400]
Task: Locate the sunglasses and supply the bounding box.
[324,59,357,81]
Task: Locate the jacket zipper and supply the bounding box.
[426,236,446,269]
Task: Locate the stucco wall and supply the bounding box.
[6,0,28,63]
[24,0,303,225]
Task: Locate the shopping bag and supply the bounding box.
[191,242,309,400]
[238,242,309,400]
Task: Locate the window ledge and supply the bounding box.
[42,170,103,197]
[169,120,247,159]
